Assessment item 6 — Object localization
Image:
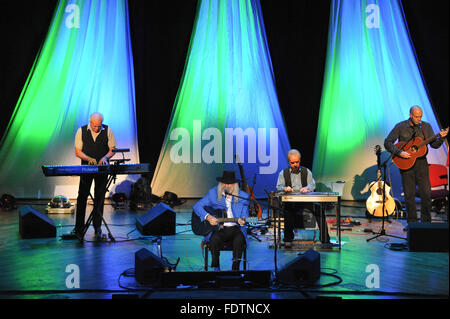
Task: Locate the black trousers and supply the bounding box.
[401,158,432,223]
[209,226,245,270]
[283,202,330,243]
[75,174,108,233]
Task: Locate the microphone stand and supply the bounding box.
[225,190,286,282]
[223,191,263,241]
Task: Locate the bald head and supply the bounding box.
[89,113,104,133]
[90,112,103,122]
[409,106,423,126]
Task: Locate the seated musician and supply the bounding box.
[73,112,116,239]
[276,149,330,247]
[193,171,249,271]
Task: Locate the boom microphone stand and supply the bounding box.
[225,190,286,282]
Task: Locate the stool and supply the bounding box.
[202,240,247,271]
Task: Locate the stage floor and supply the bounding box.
[0,198,448,303]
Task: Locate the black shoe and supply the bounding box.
[62,229,82,240]
[71,228,83,237]
[94,228,102,240]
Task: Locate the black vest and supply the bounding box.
[283,167,308,189]
[81,124,109,164]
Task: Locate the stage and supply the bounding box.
[0,198,447,303]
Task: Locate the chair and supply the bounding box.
[201,240,247,271]
[428,164,449,214]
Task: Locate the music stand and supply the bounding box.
[367,149,407,242]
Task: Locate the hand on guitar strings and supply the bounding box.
[399,151,411,159]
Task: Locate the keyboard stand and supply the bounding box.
[78,164,121,242]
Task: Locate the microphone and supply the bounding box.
[418,121,422,129]
[224,190,255,204]
[224,190,243,199]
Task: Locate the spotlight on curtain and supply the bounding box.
[313,0,448,200]
[151,0,291,198]
[0,0,139,199]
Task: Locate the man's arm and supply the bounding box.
[305,168,316,192]
[384,123,410,158]
[98,127,117,164]
[276,170,293,192]
[193,189,218,225]
[384,124,401,155]
[276,170,285,191]
[427,123,447,149]
[98,147,115,165]
[75,147,97,164]
[74,128,97,164]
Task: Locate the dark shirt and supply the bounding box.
[384,119,444,156]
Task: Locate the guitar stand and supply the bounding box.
[367,153,406,243]
[78,166,120,243]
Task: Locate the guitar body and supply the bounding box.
[191,207,224,236]
[246,185,263,219]
[393,137,428,170]
[191,206,258,236]
[366,181,396,217]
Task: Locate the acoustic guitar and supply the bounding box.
[191,206,258,236]
[366,145,396,217]
[393,127,449,170]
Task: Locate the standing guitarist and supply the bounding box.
[384,106,447,225]
[193,171,249,271]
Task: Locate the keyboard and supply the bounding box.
[42,163,151,176]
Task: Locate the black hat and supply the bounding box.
[161,191,185,207]
[216,170,240,184]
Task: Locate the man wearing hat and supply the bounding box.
[193,170,250,271]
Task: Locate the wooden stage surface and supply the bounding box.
[0,198,448,306]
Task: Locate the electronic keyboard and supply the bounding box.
[42,163,150,176]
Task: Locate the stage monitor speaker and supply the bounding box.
[19,205,56,239]
[135,248,173,283]
[278,249,320,283]
[407,222,448,252]
[136,202,176,235]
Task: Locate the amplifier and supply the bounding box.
[407,222,449,252]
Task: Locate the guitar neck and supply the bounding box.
[217,218,241,223]
[237,163,248,191]
[417,132,440,148]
